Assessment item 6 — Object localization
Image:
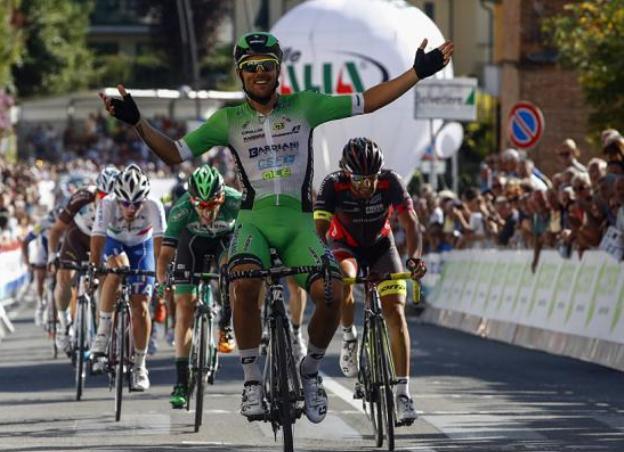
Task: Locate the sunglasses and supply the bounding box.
[119,200,143,209]
[349,173,378,188]
[573,185,588,192]
[239,58,279,73]
[191,195,224,210]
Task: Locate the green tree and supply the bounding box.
[12,0,94,98]
[543,0,624,134]
[0,1,24,91]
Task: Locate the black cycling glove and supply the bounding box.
[413,47,446,80]
[110,93,141,126]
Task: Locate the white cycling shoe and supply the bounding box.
[300,366,328,424]
[396,394,418,425]
[240,381,267,418]
[131,367,150,391]
[339,338,358,378]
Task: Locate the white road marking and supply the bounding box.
[319,371,365,414]
[73,414,171,436]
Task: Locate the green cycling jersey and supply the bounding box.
[176,90,364,212]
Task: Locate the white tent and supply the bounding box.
[271,0,453,188]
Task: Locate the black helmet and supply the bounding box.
[340,138,384,175]
[233,32,283,65]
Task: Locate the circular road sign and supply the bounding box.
[507,101,545,149]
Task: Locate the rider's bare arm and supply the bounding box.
[47,218,69,258]
[397,208,423,259]
[90,235,105,267]
[134,119,182,166]
[156,244,175,284]
[314,219,331,245]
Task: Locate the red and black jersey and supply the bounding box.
[314,170,413,248]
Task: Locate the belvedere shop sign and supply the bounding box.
[272,0,453,187]
[414,78,478,121]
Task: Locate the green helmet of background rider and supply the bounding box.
[188,165,224,201]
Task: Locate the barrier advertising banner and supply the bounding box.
[524,251,561,329]
[427,250,624,346]
[563,252,602,336]
[0,242,29,301]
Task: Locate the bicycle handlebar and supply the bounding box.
[170,270,220,284]
[228,264,325,281]
[99,267,155,277]
[342,271,413,285]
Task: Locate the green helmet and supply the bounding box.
[188,165,224,201]
[233,32,283,65]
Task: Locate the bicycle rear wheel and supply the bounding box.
[194,314,207,433]
[275,317,294,452]
[376,319,395,451]
[114,307,126,422]
[75,299,87,401]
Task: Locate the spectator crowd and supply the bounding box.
[4,113,624,269]
[415,129,624,267]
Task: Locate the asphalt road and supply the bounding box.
[2,292,624,452]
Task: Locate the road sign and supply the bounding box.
[414,78,478,121]
[507,101,545,149]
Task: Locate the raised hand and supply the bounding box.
[413,39,454,80]
[98,84,141,126]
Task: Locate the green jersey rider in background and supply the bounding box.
[156,165,241,409]
[100,31,454,424]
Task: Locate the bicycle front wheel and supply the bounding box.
[114,307,126,422]
[376,319,395,451]
[75,299,87,401]
[194,314,207,433]
[275,317,294,452]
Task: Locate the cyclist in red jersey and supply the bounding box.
[314,138,427,424]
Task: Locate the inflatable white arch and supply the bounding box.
[271,0,453,188]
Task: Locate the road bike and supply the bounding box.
[229,251,333,452]
[59,260,99,401]
[168,255,223,433]
[344,269,415,451]
[101,266,155,422]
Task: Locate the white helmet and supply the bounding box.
[114,163,150,202]
[96,165,120,194]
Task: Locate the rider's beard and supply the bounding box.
[243,78,280,106]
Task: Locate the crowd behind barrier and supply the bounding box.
[415,129,624,266]
[3,117,623,304]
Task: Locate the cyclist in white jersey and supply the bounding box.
[47,166,119,354]
[89,164,165,391]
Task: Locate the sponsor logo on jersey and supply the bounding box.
[258,154,296,170]
[262,167,292,180]
[365,203,385,214]
[248,142,299,158]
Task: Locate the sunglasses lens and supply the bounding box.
[241,60,277,72]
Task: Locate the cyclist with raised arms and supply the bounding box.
[314,138,427,425]
[99,32,453,422]
[47,166,119,354]
[156,164,241,409]
[89,164,165,391]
